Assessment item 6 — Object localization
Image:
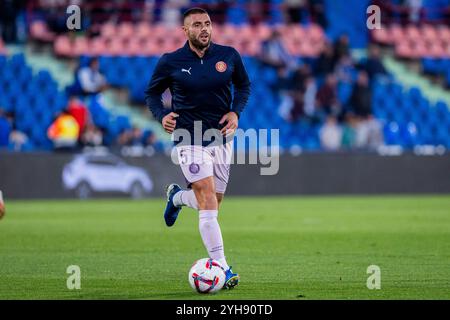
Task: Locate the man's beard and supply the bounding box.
[190,34,211,50]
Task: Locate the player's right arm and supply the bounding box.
[145,54,174,127]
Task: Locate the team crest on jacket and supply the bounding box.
[215,61,227,73]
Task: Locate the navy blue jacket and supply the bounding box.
[145,41,251,145]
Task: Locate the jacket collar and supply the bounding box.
[183,40,215,58]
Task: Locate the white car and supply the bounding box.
[63,153,153,199]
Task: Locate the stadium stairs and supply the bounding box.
[383,55,450,108]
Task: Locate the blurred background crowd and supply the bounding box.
[0,0,449,154]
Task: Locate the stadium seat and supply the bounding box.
[30,20,56,42]
[0,116,11,147]
[73,38,89,57]
[135,22,152,39]
[422,24,438,43]
[372,26,390,44]
[90,38,107,56]
[54,36,72,57]
[117,23,135,38]
[405,25,421,42]
[390,25,404,44]
[0,39,6,55]
[100,22,117,39]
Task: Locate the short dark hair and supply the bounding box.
[183,7,209,23]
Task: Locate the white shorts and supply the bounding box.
[176,142,233,194]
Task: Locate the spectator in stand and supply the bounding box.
[129,127,144,146]
[302,75,319,122]
[67,96,89,137]
[341,112,357,149]
[288,90,305,122]
[309,0,328,29]
[200,0,230,25]
[284,0,308,24]
[44,0,71,34]
[319,115,342,151]
[117,126,143,147]
[279,65,315,123]
[47,109,80,151]
[81,123,103,147]
[0,111,30,151]
[259,29,298,72]
[273,67,297,121]
[348,71,372,118]
[362,45,388,82]
[143,129,165,152]
[88,0,114,24]
[291,64,312,92]
[333,34,350,66]
[161,0,190,27]
[9,124,30,151]
[0,0,24,43]
[77,57,108,96]
[117,129,132,146]
[405,0,423,23]
[335,54,357,84]
[315,42,336,78]
[143,129,157,146]
[348,71,383,149]
[316,73,341,118]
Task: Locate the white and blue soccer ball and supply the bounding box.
[188,258,226,294]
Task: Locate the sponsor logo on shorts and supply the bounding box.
[189,163,200,174]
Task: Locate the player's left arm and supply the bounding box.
[220,49,251,135]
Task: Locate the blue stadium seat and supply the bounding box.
[9,53,26,72]
[0,55,6,70]
[400,122,419,148]
[115,115,132,133]
[0,116,11,147]
[383,122,401,145]
[227,5,248,25]
[15,112,34,134]
[79,55,91,68]
[337,82,353,105]
[408,87,422,102]
[422,58,438,74]
[447,70,450,87]
[388,83,403,98]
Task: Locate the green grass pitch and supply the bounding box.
[0,195,449,300]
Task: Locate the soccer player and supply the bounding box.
[0,190,5,219]
[145,7,250,289]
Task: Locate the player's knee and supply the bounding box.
[192,179,217,209]
[216,193,224,206]
[198,190,217,209]
[193,178,215,193]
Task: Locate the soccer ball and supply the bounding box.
[188,258,226,294]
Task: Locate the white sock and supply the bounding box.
[198,210,230,270]
[173,189,198,210]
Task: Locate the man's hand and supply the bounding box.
[219,112,239,136]
[162,112,179,134]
